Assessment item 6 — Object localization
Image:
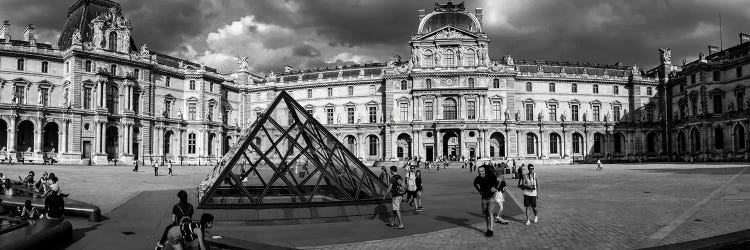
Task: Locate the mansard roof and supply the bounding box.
[513,59,631,77]
[58,0,137,51]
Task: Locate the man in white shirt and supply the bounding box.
[521,164,539,226]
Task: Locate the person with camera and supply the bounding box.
[520,164,539,226]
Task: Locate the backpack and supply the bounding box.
[392,175,406,196]
[176,203,193,224]
[405,172,417,191]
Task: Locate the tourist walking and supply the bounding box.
[404,166,418,209]
[517,164,525,187]
[168,161,174,176]
[384,166,405,229]
[133,161,139,172]
[521,164,539,225]
[473,165,499,237]
[156,190,195,250]
[596,159,603,171]
[164,213,214,250]
[379,166,390,184]
[154,160,159,176]
[415,170,423,212]
[492,164,509,224]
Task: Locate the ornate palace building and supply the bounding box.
[7,0,722,165]
[668,36,750,161]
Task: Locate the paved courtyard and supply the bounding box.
[1,162,749,249]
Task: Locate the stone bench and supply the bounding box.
[0,196,102,222]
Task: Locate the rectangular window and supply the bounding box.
[85,61,92,72]
[549,104,557,121]
[45,61,51,73]
[15,86,25,104]
[492,101,501,120]
[166,76,171,87]
[737,67,743,78]
[467,101,476,120]
[326,108,334,124]
[571,105,579,121]
[348,86,354,96]
[713,71,720,81]
[134,69,140,80]
[613,106,621,122]
[646,106,654,122]
[307,89,313,98]
[400,103,408,121]
[110,64,116,75]
[307,109,314,115]
[713,95,722,113]
[84,87,92,109]
[525,103,534,121]
[189,103,197,120]
[207,104,214,121]
[425,102,434,120]
[370,85,376,94]
[164,100,172,118]
[691,97,698,115]
[17,59,24,71]
[347,107,355,124]
[40,88,49,106]
[210,83,213,92]
[188,134,196,154]
[369,106,377,123]
[190,80,196,90]
[738,91,746,111]
[691,74,696,84]
[593,105,600,121]
[613,86,619,95]
[327,88,333,97]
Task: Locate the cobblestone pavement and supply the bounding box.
[305,163,750,249]
[2,163,749,249]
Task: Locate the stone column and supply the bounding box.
[34,121,43,153]
[94,122,101,154]
[99,81,105,108]
[8,116,16,152]
[435,130,441,160]
[562,131,567,158]
[61,121,68,153]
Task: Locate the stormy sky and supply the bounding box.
[2,0,748,74]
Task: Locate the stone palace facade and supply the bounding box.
[1,0,744,165]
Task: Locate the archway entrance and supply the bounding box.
[647,132,659,155]
[344,135,357,157]
[43,122,59,152]
[0,119,7,151]
[106,126,118,160]
[17,120,34,152]
[690,128,701,154]
[572,132,584,155]
[490,132,505,158]
[442,131,460,160]
[396,133,412,160]
[164,130,174,156]
[208,133,216,157]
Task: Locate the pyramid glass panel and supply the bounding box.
[198,91,388,207]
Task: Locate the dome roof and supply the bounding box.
[418,11,481,34]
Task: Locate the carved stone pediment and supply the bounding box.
[420,27,477,41]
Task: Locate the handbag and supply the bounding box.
[493,191,504,203]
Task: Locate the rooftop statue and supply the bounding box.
[434,1,465,12]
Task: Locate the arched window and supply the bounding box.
[526,133,537,155]
[493,78,500,88]
[572,83,578,93]
[307,89,313,98]
[647,87,653,95]
[468,78,475,88]
[691,128,701,153]
[327,87,333,97]
[549,82,556,92]
[425,79,432,88]
[188,133,196,154]
[735,125,746,150]
[106,85,118,114]
[423,50,434,67]
[110,64,117,75]
[613,85,619,95]
[714,127,724,149]
[400,80,407,90]
[42,61,49,73]
[348,86,354,95]
[108,32,118,51]
[189,80,196,90]
[549,133,560,154]
[368,135,378,156]
[444,49,455,67]
[593,84,599,94]
[647,132,659,153]
[614,133,623,153]
[572,133,583,154]
[443,98,457,119]
[593,133,603,154]
[465,49,476,67]
[525,82,532,92]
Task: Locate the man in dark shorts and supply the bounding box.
[473,166,499,237]
[521,164,539,225]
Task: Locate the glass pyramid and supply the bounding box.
[197,91,388,207]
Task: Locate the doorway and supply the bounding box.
[83,141,92,159]
[425,145,434,162]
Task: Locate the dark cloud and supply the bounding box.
[292,44,321,57]
[4,0,749,72]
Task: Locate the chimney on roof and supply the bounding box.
[475,8,483,25]
[0,20,10,40]
[284,65,293,73]
[741,33,750,44]
[23,24,36,45]
[417,9,425,21]
[708,45,719,55]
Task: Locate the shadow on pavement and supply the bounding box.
[434,214,484,234]
[629,167,747,175]
[67,223,101,246]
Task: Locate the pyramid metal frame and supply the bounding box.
[197,90,388,208]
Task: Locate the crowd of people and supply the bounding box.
[132,159,175,176]
[0,170,67,222]
[380,158,541,237]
